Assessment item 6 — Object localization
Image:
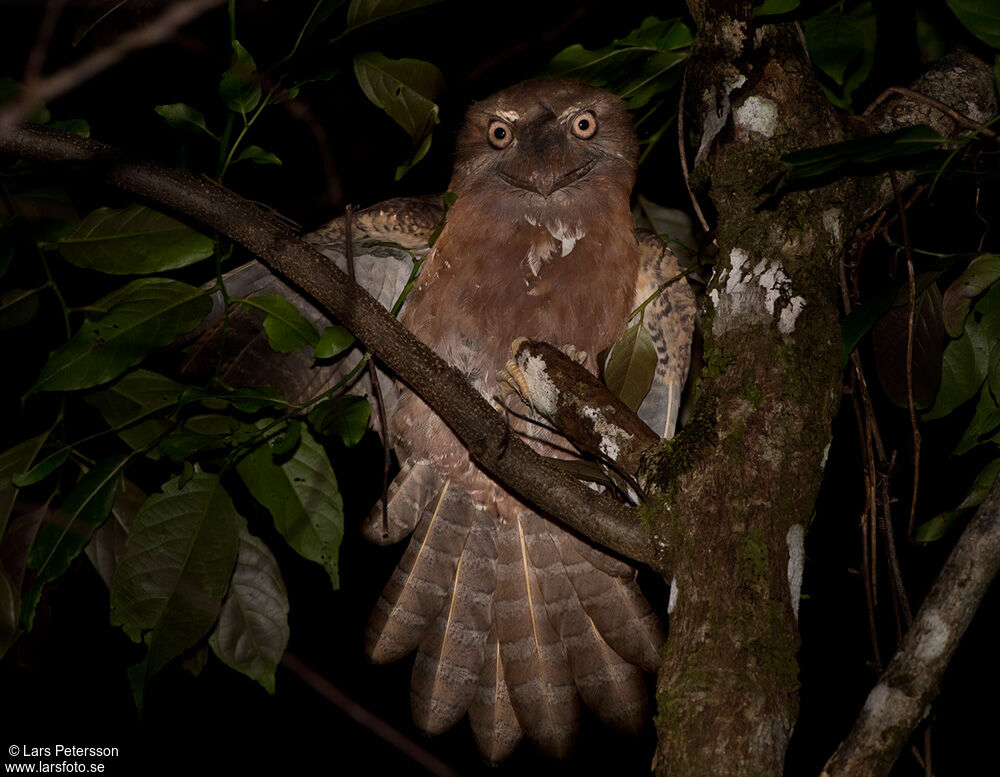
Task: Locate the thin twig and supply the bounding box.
[888,170,922,541]
[0,0,225,129]
[841,247,882,659]
[23,0,68,88]
[864,86,999,141]
[280,652,461,777]
[677,66,713,237]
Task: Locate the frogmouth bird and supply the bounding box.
[333,79,696,761]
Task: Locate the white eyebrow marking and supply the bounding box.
[495,109,520,122]
[559,104,588,120]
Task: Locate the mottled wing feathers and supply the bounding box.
[182,195,438,410]
[633,229,696,440]
[307,194,445,253]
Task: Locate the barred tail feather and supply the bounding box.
[365,481,475,663]
[495,509,579,757]
[411,507,497,734]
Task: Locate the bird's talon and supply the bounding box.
[560,344,588,365]
[498,359,534,412]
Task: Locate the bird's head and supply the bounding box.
[450,79,638,205]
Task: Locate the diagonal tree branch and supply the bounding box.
[0,122,663,570]
[821,472,1000,777]
[0,0,227,129]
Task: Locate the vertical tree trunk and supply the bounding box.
[642,6,855,773]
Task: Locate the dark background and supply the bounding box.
[1,1,997,775]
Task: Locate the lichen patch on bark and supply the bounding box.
[710,248,807,335]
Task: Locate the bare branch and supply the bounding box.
[821,472,1000,777]
[0,0,226,129]
[0,123,662,570]
[280,652,461,777]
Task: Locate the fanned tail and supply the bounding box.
[524,512,646,733]
[362,469,664,761]
[361,459,444,546]
[365,481,475,663]
[495,508,579,757]
[469,625,523,763]
[411,506,497,734]
[550,528,665,673]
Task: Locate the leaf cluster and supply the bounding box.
[0,0,435,699]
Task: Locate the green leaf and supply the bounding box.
[803,2,876,95]
[314,325,355,359]
[0,567,18,660]
[84,370,190,454]
[916,457,1000,541]
[109,474,239,677]
[12,448,69,488]
[272,419,302,458]
[156,434,206,462]
[57,204,214,275]
[0,220,18,280]
[841,285,896,367]
[236,425,343,588]
[155,103,214,136]
[0,287,41,331]
[0,76,50,124]
[915,8,948,64]
[871,285,944,410]
[954,385,1000,455]
[235,145,282,166]
[546,17,691,97]
[3,185,79,240]
[780,125,946,181]
[924,282,1000,419]
[85,479,146,589]
[755,0,799,16]
[941,254,1000,336]
[0,433,49,537]
[208,516,289,693]
[48,119,90,137]
[946,0,1000,48]
[21,455,126,629]
[923,324,991,419]
[804,4,866,85]
[308,395,371,447]
[224,386,287,413]
[395,131,433,180]
[219,40,261,114]
[344,0,443,33]
[353,51,442,161]
[239,295,320,353]
[30,278,211,394]
[604,322,657,412]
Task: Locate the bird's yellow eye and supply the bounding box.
[571,110,598,139]
[488,119,514,149]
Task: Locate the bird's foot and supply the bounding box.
[498,337,534,411]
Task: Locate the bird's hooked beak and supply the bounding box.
[499,158,598,197]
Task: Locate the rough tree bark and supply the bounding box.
[0,8,996,775]
[636,3,999,775]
